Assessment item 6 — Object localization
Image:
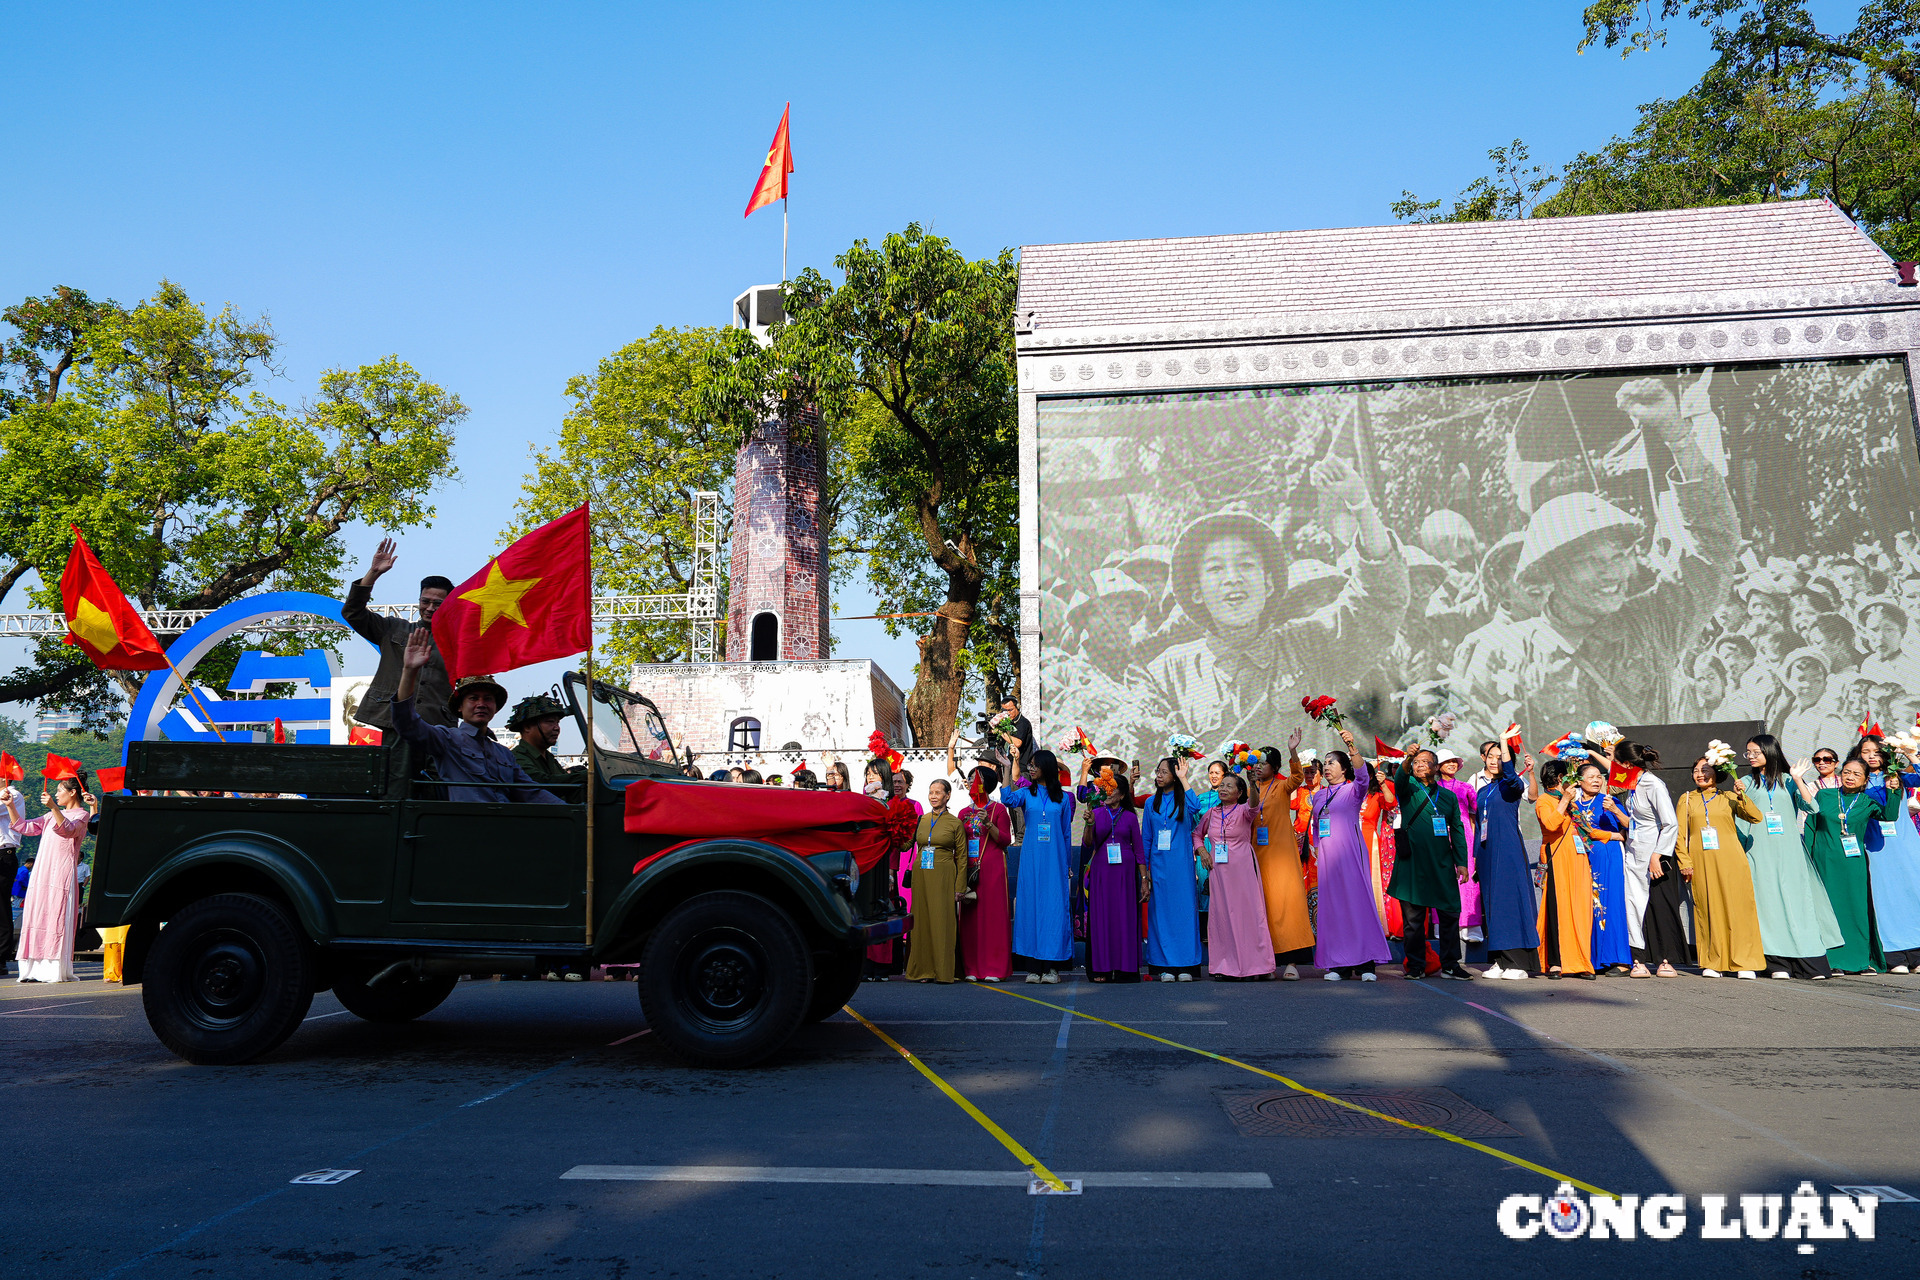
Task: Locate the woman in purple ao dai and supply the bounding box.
[1308,730,1393,980]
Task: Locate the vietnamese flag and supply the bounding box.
[1373,736,1405,760]
[743,103,793,218]
[96,766,126,793]
[1606,760,1643,793]
[272,717,287,744]
[60,527,169,671]
[432,505,592,680]
[0,751,20,781]
[43,753,81,780]
[347,726,382,746]
[1504,723,1524,753]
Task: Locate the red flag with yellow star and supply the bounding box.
[60,527,169,671]
[431,505,591,680]
[743,103,793,218]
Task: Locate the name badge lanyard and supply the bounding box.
[1839,794,1866,856]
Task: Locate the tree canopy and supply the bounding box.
[0,281,465,728]
[507,325,739,669]
[702,224,1020,743]
[1395,2,1920,258]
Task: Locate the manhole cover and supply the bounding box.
[1220,1088,1520,1139]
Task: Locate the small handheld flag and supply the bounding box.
[96,766,126,793]
[1504,723,1524,752]
[272,717,287,744]
[1859,716,1884,739]
[1606,760,1643,793]
[43,753,82,780]
[1373,736,1406,760]
[0,751,21,782]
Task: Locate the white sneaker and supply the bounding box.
[1483,963,1507,979]
[1770,971,1791,980]
[1323,970,1343,981]
[1893,965,1912,974]
[1158,971,1175,982]
[1359,971,1377,982]
[1176,972,1193,982]
[982,976,1000,982]
[1025,973,1041,984]
[1281,964,1300,981]
[965,975,977,981]
[1702,969,1723,978]
[1736,971,1757,980]
[1040,971,1060,984]
[1501,968,1528,980]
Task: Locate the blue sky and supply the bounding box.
[0,0,1721,732]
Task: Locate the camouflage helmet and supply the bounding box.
[506,692,568,731]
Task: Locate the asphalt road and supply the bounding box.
[6,961,1920,1279]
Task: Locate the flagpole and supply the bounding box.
[162,655,226,743]
[782,195,788,284]
[584,645,596,947]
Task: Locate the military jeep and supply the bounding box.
[87,673,905,1068]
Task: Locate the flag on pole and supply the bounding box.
[96,766,126,793]
[1541,732,1579,759]
[272,717,287,744]
[1859,715,1884,738]
[1373,736,1405,760]
[0,751,22,781]
[432,505,592,680]
[348,726,382,746]
[1504,723,1524,752]
[43,753,81,780]
[743,103,793,218]
[60,527,169,670]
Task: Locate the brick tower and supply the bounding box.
[726,284,828,661]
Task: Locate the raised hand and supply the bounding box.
[1338,727,1356,749]
[403,625,434,670]
[1287,726,1304,753]
[369,537,398,578]
[1521,752,1535,775]
[1310,455,1368,507]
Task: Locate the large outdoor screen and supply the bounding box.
[1036,356,1920,766]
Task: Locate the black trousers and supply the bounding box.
[1766,953,1834,978]
[1490,948,1537,973]
[0,846,16,967]
[1636,854,1691,967]
[1401,903,1459,973]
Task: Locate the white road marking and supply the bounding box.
[607,1028,652,1045]
[0,999,94,1015]
[302,1010,350,1022]
[559,1165,1271,1188]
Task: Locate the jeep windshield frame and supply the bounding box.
[561,671,683,779]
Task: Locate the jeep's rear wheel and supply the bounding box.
[638,891,813,1067]
[142,893,314,1065]
[331,969,458,1023]
[804,947,865,1023]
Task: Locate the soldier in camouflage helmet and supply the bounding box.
[507,694,580,791]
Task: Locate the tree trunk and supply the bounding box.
[904,587,976,746]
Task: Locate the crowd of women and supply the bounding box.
[855,718,1920,986]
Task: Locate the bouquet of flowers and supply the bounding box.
[1424,712,1458,746]
[1059,725,1096,757]
[1301,695,1345,732]
[1885,729,1920,765]
[1167,733,1204,762]
[1703,738,1737,779]
[1218,739,1255,772]
[990,712,1019,740]
[866,730,903,771]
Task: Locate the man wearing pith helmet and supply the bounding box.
[508,693,582,791]
[390,628,562,804]
[1476,381,1738,738]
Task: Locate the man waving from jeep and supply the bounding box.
[393,627,562,804]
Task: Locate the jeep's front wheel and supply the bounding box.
[331,969,458,1023]
[804,947,865,1023]
[638,891,813,1067]
[142,893,314,1065]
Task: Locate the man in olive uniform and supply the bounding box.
[508,694,582,793]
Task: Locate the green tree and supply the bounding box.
[0,281,466,727]
[507,325,739,668]
[703,225,1020,743]
[1394,3,1920,258]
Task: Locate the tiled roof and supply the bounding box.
[1017,201,1894,332]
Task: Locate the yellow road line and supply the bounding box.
[974,983,1615,1199]
[844,1004,1071,1193]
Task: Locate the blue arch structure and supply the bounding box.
[122,591,378,764]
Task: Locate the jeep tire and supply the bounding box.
[804,947,865,1023]
[331,969,458,1023]
[142,893,315,1065]
[638,891,813,1067]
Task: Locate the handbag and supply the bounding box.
[960,862,979,902]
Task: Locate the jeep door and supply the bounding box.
[391,796,587,940]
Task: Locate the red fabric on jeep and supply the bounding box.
[623,778,893,871]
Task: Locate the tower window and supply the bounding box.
[750,612,779,661]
